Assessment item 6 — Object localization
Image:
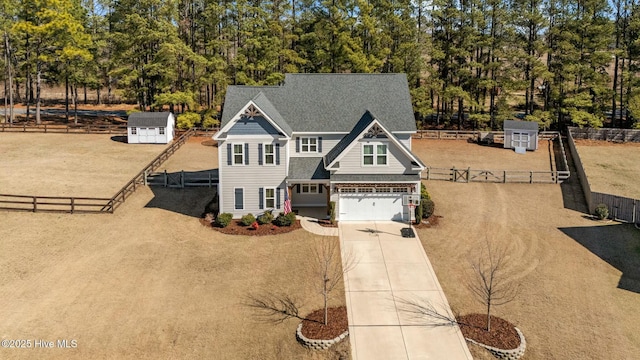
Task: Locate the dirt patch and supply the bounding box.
[411,139,555,171]
[414,215,441,229]
[300,307,348,340]
[203,219,302,236]
[574,142,640,199]
[458,314,520,350]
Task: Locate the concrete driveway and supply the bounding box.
[339,221,472,360]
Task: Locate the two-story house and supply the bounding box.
[213,73,425,221]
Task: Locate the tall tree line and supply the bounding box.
[2,0,640,128]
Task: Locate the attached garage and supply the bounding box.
[338,187,408,221]
[127,112,175,144]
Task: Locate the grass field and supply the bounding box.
[0,133,166,197]
[417,182,640,360]
[574,140,640,199]
[411,139,556,171]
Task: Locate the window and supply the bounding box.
[233,144,244,165]
[301,137,318,152]
[131,127,137,135]
[264,144,275,165]
[301,184,318,193]
[265,188,276,209]
[159,127,165,135]
[512,132,529,148]
[377,188,391,193]
[363,144,387,166]
[234,188,244,210]
[393,187,408,193]
[359,188,374,193]
[340,188,356,193]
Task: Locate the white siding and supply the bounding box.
[333,138,415,175]
[219,137,287,218]
[396,133,412,148]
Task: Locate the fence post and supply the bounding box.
[44,124,47,133]
[530,171,533,183]
[452,167,456,182]
[164,170,168,187]
[143,169,148,186]
[466,167,470,183]
[181,170,185,188]
[503,170,506,183]
[23,123,26,132]
[209,171,212,187]
[71,197,75,213]
[33,196,37,212]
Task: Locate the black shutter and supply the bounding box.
[259,188,264,209]
[234,188,243,210]
[296,137,300,152]
[276,188,281,209]
[244,143,249,165]
[296,184,300,193]
[318,137,322,152]
[227,143,232,165]
[319,184,323,193]
[276,143,280,165]
[258,144,263,165]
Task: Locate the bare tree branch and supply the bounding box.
[244,292,311,324]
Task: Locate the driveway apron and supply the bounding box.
[339,221,472,360]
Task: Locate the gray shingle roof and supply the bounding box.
[331,174,421,182]
[503,120,538,131]
[324,111,376,166]
[251,92,292,136]
[128,112,172,127]
[288,157,330,180]
[221,74,416,133]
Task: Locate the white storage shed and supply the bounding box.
[503,120,539,152]
[127,112,175,144]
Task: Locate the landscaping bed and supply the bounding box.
[300,306,348,340]
[458,314,520,350]
[202,218,302,236]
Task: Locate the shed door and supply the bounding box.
[511,132,529,149]
[138,128,156,143]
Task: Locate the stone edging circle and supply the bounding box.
[465,327,526,360]
[295,323,349,350]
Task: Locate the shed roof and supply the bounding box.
[221,74,416,133]
[288,157,330,180]
[128,112,172,127]
[503,120,538,131]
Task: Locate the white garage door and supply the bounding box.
[138,127,156,143]
[339,191,405,221]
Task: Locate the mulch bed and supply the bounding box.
[200,218,302,236]
[300,306,348,340]
[413,214,441,229]
[317,219,338,228]
[458,314,520,350]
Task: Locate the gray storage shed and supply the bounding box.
[503,120,538,151]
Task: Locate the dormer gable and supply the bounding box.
[214,92,292,140]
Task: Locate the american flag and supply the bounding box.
[283,188,292,214]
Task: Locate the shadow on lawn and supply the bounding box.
[144,186,217,218]
[555,137,589,213]
[559,223,640,294]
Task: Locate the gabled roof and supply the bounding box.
[220,74,416,133]
[250,92,292,136]
[504,120,538,131]
[324,111,426,170]
[128,112,172,127]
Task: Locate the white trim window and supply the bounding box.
[392,187,408,193]
[233,143,244,165]
[512,132,530,148]
[159,127,165,135]
[265,188,276,208]
[131,127,137,135]
[301,137,318,153]
[264,143,275,165]
[363,144,388,166]
[339,188,357,193]
[301,184,319,193]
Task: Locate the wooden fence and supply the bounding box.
[591,192,640,224]
[106,128,196,212]
[0,128,196,214]
[412,129,561,142]
[569,127,640,142]
[0,122,127,134]
[0,194,113,213]
[146,170,218,188]
[423,167,569,184]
